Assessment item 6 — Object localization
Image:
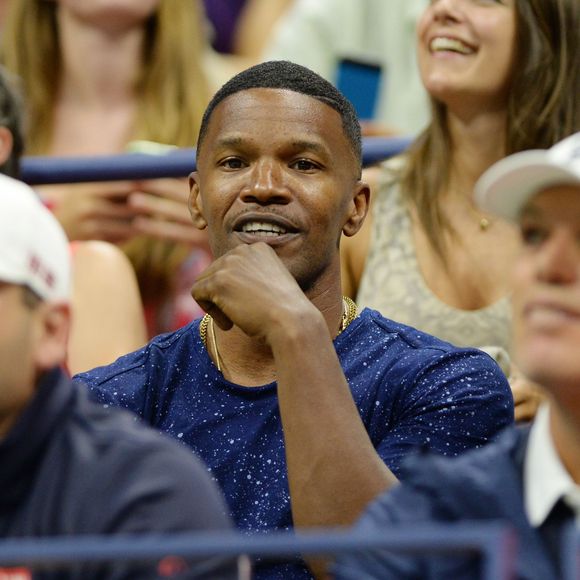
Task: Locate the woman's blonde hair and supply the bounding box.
[1,0,210,152]
[400,0,580,261]
[1,0,212,316]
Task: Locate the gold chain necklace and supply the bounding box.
[199,296,358,373]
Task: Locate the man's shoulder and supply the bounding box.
[74,321,200,387]
[352,308,496,361]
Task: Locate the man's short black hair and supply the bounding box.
[196,60,362,173]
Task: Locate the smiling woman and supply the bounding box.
[342,0,580,422]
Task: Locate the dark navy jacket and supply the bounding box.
[0,368,237,579]
[334,427,574,580]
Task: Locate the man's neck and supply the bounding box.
[212,285,345,387]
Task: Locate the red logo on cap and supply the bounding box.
[28,253,55,289]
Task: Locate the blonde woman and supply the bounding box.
[1,0,213,336]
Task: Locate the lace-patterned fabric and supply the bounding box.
[357,159,512,351]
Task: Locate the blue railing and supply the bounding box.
[19,137,413,185]
[0,523,514,579]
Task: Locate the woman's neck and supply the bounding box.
[56,8,145,108]
[445,107,508,199]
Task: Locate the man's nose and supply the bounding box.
[537,228,580,285]
[240,159,291,204]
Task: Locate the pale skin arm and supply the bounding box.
[68,241,147,375]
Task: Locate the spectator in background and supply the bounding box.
[335,132,580,580]
[200,0,295,90]
[0,176,238,580]
[76,61,513,580]
[342,0,579,421]
[0,64,146,374]
[263,0,430,135]
[202,0,248,55]
[0,0,214,336]
[203,0,293,59]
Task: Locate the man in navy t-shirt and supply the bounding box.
[76,61,513,579]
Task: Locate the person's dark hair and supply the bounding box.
[0,66,24,178]
[401,0,579,262]
[196,60,362,173]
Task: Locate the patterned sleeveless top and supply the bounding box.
[357,159,512,353]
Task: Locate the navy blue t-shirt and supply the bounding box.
[76,308,513,579]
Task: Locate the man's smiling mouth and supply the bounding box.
[232,214,300,241]
[241,221,289,237]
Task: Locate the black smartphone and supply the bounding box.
[335,57,383,121]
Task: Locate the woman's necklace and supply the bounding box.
[199,296,358,373]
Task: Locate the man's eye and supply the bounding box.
[220,158,245,169]
[291,159,319,171]
[520,224,547,247]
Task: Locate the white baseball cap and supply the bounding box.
[476,132,580,221]
[0,174,71,301]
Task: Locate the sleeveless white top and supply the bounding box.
[357,159,512,354]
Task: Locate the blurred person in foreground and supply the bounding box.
[334,132,580,580]
[77,60,513,580]
[0,175,238,580]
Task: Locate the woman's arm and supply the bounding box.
[68,241,147,375]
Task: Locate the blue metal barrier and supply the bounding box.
[19,137,413,185]
[0,523,514,580]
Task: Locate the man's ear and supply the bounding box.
[34,303,70,372]
[188,171,208,230]
[342,181,370,237]
[0,126,14,166]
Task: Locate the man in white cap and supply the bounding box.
[334,132,580,580]
[0,175,238,579]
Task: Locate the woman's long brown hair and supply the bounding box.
[399,0,580,262]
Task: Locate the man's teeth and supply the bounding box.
[430,37,473,55]
[241,221,288,236]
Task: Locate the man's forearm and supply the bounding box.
[270,314,395,530]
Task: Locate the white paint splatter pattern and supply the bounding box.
[77,309,513,579]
